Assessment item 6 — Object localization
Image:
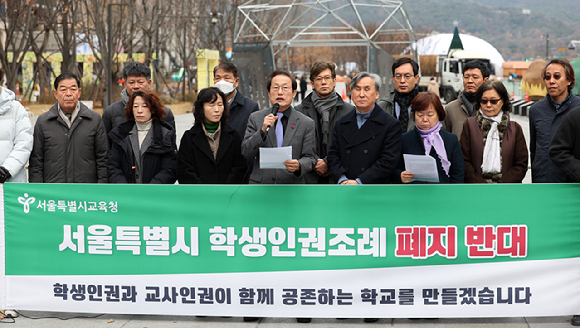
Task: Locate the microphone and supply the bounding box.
[265,103,280,133]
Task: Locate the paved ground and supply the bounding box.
[3,311,576,327]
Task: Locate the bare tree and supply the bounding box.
[27,21,52,102]
[78,0,126,102]
[197,0,245,61]
[133,0,171,66]
[0,0,34,91]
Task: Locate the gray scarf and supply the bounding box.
[121,88,130,106]
[311,91,339,146]
[461,91,476,116]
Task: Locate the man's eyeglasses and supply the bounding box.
[544,73,562,80]
[271,85,291,92]
[394,73,414,81]
[480,98,501,105]
[314,76,333,83]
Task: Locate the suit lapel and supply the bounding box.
[282,111,299,147]
[347,120,378,148]
[230,91,243,112]
[340,110,379,148]
[264,110,278,148]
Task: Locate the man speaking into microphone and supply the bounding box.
[242,70,316,184]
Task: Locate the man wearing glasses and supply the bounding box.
[296,60,354,184]
[529,58,580,183]
[445,60,490,140]
[378,57,420,132]
[242,70,316,184]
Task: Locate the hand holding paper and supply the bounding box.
[403,154,439,183]
[260,146,293,169]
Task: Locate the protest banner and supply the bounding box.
[1,183,579,317]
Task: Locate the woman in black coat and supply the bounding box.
[396,92,464,184]
[177,87,247,184]
[107,90,177,184]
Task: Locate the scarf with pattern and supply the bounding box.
[477,109,509,183]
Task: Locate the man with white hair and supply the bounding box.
[327,72,402,185]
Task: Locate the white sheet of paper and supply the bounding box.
[260,146,293,169]
[403,154,440,183]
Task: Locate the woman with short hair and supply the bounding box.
[396,92,464,184]
[460,81,528,183]
[107,90,177,184]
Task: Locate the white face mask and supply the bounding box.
[214,80,235,95]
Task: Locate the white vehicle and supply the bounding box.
[418,50,493,102]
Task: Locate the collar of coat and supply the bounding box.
[230,89,248,108]
[189,122,235,136]
[189,123,236,163]
[46,101,91,120]
[109,119,174,153]
[342,102,387,125]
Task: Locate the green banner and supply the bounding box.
[4,183,580,276]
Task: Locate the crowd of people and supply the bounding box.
[2,57,580,187]
[1,57,580,323]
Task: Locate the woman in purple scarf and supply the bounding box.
[396,92,465,183]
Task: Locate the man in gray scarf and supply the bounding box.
[444,60,489,140]
[296,60,354,184]
[102,62,175,140]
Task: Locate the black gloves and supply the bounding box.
[0,166,11,183]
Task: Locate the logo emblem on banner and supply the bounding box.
[18,193,35,213]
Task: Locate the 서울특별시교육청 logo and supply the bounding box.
[18,193,36,213]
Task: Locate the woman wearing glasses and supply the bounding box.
[460,80,528,183]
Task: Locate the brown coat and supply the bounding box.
[444,91,475,140]
[460,116,528,183]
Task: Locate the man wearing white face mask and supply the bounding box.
[213,63,259,137]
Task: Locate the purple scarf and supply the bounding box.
[416,121,450,176]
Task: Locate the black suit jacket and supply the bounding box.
[228,90,260,137]
[327,104,402,184]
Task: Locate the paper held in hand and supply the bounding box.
[260,146,293,169]
[403,154,439,183]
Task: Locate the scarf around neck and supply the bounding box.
[461,92,476,116]
[394,87,419,129]
[135,119,152,149]
[479,109,508,179]
[416,121,450,176]
[121,88,130,106]
[311,91,339,146]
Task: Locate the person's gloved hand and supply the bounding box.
[0,166,11,183]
